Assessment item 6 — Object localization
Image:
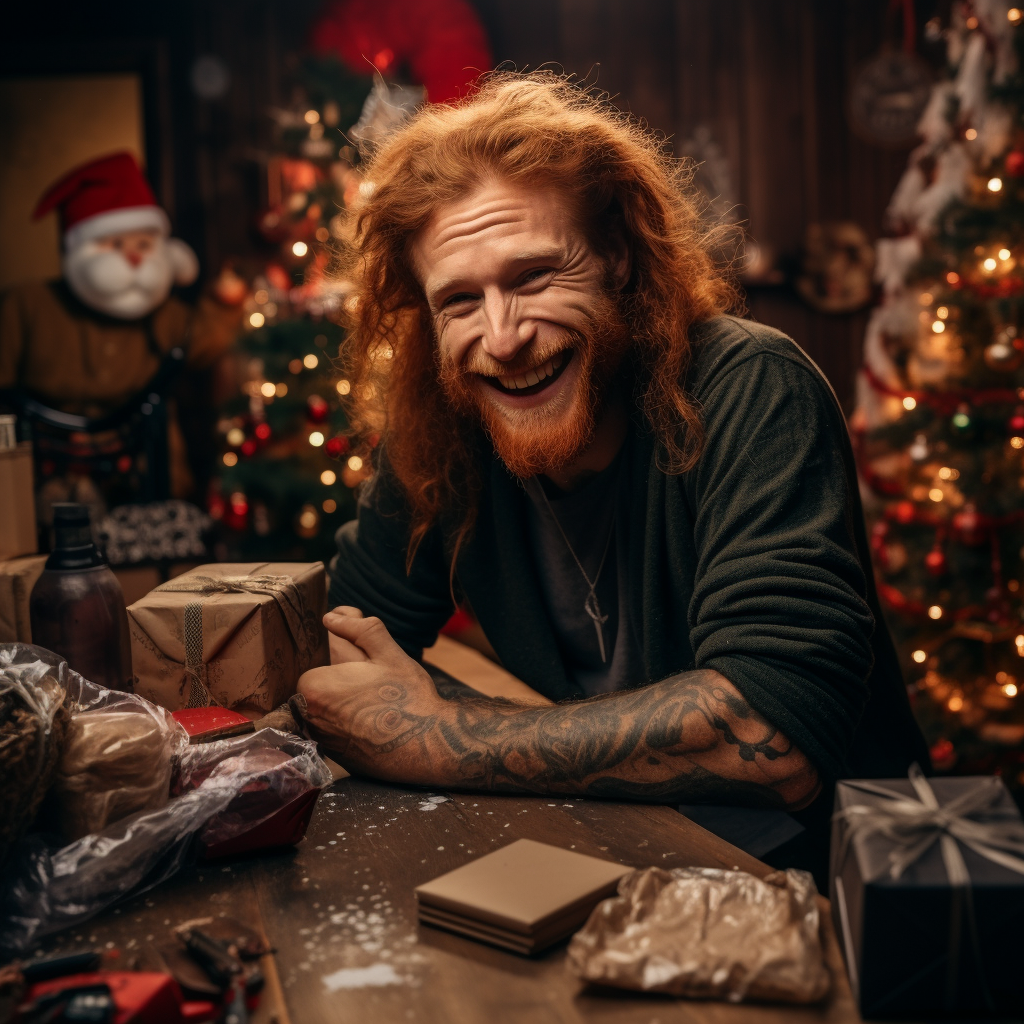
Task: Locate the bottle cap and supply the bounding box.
[47,503,107,569]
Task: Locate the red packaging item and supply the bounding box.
[174,735,326,860]
[172,707,255,743]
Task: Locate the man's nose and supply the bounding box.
[480,292,533,362]
[125,249,143,267]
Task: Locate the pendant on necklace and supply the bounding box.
[584,590,610,664]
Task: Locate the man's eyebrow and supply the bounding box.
[426,249,566,306]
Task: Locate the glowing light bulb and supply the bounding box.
[347,455,364,471]
[983,258,998,272]
[323,499,337,513]
[275,383,288,397]
[936,306,949,319]
[929,488,944,502]
[336,379,351,395]
[292,241,309,258]
[948,695,964,712]
[919,292,933,305]
[304,109,320,124]
[226,427,245,446]
[928,605,943,620]
[903,396,917,410]
[249,312,265,328]
[965,128,978,140]
[309,431,325,447]
[938,466,953,479]
[1000,248,1012,260]
[1012,437,1024,449]
[303,353,319,369]
[223,452,238,466]
[260,382,276,398]
[988,177,1004,192]
[912,650,927,664]
[1009,8,1022,24]
[946,271,960,285]
[1004,682,1019,697]
[932,320,946,333]
[320,470,337,485]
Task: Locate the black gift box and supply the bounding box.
[830,774,1024,1019]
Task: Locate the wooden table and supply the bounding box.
[29,637,860,1022]
[32,776,860,1024]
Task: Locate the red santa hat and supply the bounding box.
[33,151,171,252]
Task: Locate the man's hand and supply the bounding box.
[300,611,821,810]
[298,609,447,782]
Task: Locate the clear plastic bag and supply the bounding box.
[0,649,330,957]
[0,645,69,867]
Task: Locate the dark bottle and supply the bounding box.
[29,503,133,691]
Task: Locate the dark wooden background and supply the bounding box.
[2,0,927,409]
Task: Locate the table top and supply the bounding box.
[34,775,861,1024]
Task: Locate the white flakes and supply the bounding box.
[315,846,326,850]
[437,846,444,851]
[322,963,402,991]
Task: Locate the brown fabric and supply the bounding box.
[49,709,173,841]
[0,447,37,561]
[567,866,831,1004]
[0,556,47,643]
[128,562,329,715]
[0,281,240,412]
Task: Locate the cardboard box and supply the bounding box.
[0,444,37,560]
[0,555,47,642]
[830,774,1024,1018]
[127,562,329,715]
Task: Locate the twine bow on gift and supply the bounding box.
[835,763,1024,1011]
[154,570,313,709]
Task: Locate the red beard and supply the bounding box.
[437,292,630,478]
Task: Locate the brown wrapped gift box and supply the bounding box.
[127,562,329,715]
[0,555,47,643]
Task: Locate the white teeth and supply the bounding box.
[496,351,566,391]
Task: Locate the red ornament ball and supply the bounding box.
[1009,410,1024,434]
[1006,150,1024,177]
[924,547,947,576]
[241,439,257,457]
[325,435,350,458]
[307,395,330,424]
[930,738,957,771]
[254,422,271,440]
[953,508,984,544]
[894,500,916,524]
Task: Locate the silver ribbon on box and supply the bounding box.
[835,763,1024,1011]
[154,569,314,708]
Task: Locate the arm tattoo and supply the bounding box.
[366,668,820,809]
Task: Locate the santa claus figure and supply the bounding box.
[0,151,244,520]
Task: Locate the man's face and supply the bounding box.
[410,178,629,478]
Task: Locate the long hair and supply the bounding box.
[337,73,739,569]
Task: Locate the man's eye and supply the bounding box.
[441,293,476,309]
[520,268,553,285]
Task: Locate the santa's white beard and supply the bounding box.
[63,239,177,319]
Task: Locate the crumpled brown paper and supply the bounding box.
[50,710,174,840]
[567,866,830,1004]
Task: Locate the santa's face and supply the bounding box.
[410,179,630,479]
[64,229,175,319]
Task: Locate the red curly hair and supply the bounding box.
[338,73,738,568]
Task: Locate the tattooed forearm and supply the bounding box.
[326,668,820,810]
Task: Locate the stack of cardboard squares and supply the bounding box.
[415,839,631,955]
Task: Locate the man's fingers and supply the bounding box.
[323,612,404,664]
[330,605,364,618]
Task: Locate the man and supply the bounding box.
[298,75,928,868]
[0,151,243,509]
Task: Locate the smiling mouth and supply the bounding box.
[482,349,573,396]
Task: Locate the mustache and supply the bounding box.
[446,330,580,381]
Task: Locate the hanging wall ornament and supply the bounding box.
[925,544,948,576]
[848,0,932,147]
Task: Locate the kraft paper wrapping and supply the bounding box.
[127,562,329,715]
[0,556,47,643]
[567,866,830,1004]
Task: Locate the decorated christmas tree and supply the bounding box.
[853,2,1024,790]
[210,58,376,562]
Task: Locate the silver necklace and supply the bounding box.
[535,483,616,663]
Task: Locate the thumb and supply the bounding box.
[323,611,404,664]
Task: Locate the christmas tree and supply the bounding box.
[210,58,376,563]
[853,3,1024,791]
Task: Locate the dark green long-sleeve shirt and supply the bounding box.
[329,315,929,786]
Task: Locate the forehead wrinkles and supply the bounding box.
[429,196,533,250]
